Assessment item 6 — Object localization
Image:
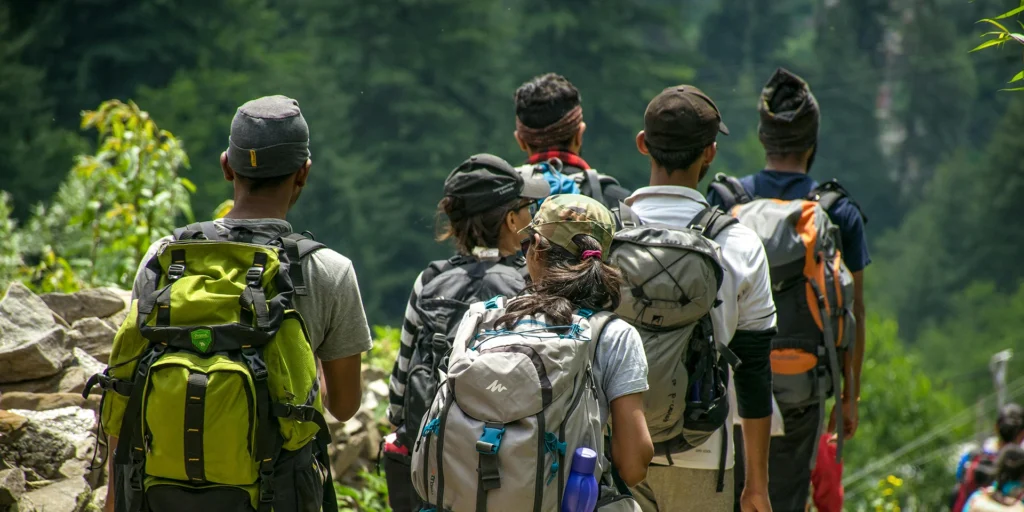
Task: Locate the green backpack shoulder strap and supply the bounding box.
[279,232,327,296]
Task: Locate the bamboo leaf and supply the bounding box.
[980,18,1011,33]
[1000,86,1024,91]
[1011,70,1024,83]
[995,5,1024,19]
[971,38,1006,52]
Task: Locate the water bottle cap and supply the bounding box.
[571,447,598,474]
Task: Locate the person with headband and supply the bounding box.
[513,73,632,210]
[383,154,550,512]
[510,194,654,488]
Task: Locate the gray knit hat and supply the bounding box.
[758,68,819,154]
[227,95,310,178]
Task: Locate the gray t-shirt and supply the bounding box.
[591,317,649,427]
[132,218,373,361]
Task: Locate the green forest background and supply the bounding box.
[3,0,1024,508]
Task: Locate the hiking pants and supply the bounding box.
[733,403,822,512]
[631,466,735,512]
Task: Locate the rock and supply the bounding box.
[0,407,94,481]
[366,379,389,400]
[0,364,90,395]
[330,432,368,479]
[0,410,28,439]
[0,392,101,414]
[89,486,106,511]
[72,349,105,379]
[66,318,116,364]
[0,284,71,384]
[40,287,128,325]
[0,468,25,509]
[18,476,91,512]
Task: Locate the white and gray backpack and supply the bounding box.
[609,204,739,491]
[411,297,638,512]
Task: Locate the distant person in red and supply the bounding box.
[808,434,844,512]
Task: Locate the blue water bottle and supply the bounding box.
[561,447,599,512]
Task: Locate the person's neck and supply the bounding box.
[226,194,290,220]
[649,163,699,189]
[764,160,808,174]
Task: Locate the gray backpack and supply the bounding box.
[609,204,738,491]
[709,174,858,462]
[411,298,638,511]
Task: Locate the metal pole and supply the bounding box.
[990,349,1013,409]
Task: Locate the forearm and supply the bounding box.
[848,303,865,401]
[739,416,771,491]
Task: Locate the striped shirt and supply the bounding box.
[387,270,427,426]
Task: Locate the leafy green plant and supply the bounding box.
[973,2,1024,91]
[20,100,194,291]
[336,469,391,512]
[363,326,400,376]
[0,192,22,291]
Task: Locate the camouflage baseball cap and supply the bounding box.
[519,194,616,259]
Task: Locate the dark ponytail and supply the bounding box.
[496,233,622,328]
[994,445,1024,497]
[436,196,520,255]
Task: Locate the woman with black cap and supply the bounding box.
[382,153,550,512]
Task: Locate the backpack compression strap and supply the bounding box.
[689,206,738,241]
[581,169,606,206]
[707,173,752,212]
[615,201,643,230]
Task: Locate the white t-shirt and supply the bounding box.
[626,186,778,470]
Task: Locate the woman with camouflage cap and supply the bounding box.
[499,194,655,489]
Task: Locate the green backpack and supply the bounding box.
[85,222,337,512]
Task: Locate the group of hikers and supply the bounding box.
[79,64,1020,512]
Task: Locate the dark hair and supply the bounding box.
[235,172,296,193]
[998,403,1024,443]
[496,233,622,327]
[647,144,708,175]
[514,74,581,142]
[437,196,521,255]
[995,444,1024,490]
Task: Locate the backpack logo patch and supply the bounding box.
[485,380,507,393]
[190,328,213,353]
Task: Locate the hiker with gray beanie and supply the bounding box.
[102,95,373,512]
[708,68,871,512]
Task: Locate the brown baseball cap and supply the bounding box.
[643,85,729,151]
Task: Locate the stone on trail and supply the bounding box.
[40,287,128,325]
[0,468,25,509]
[66,317,117,363]
[17,475,91,512]
[0,283,72,384]
[0,407,94,481]
[0,392,101,413]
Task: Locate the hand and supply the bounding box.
[739,487,772,512]
[827,397,859,440]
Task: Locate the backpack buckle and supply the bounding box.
[475,424,505,455]
[246,266,264,286]
[167,263,186,281]
[241,347,268,381]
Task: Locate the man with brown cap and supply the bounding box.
[513,73,632,209]
[624,85,777,512]
[708,68,870,512]
[103,95,374,512]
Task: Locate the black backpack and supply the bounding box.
[397,254,529,448]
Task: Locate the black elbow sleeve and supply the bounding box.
[730,328,775,419]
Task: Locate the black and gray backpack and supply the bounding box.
[516,158,628,211]
[609,204,740,491]
[397,254,529,449]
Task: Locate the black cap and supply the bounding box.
[643,85,729,152]
[443,154,550,220]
